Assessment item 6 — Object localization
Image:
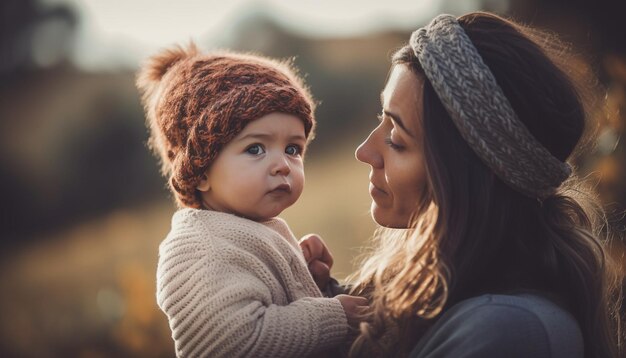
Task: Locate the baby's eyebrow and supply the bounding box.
[239,133,272,140]
[289,134,307,142]
[238,133,306,142]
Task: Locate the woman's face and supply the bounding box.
[355,64,428,228]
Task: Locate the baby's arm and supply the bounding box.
[157,248,351,358]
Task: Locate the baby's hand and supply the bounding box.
[335,294,369,328]
[299,234,333,290]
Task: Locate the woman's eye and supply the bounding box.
[285,144,302,156]
[246,144,265,155]
[384,137,404,151]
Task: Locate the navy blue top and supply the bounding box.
[408,294,583,358]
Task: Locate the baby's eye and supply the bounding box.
[246,144,266,155]
[285,144,302,156]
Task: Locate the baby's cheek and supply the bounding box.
[292,171,306,198]
[225,176,258,203]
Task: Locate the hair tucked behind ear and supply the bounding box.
[348,12,623,358]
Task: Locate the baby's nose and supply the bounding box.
[270,155,291,176]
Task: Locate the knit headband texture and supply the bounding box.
[410,14,571,198]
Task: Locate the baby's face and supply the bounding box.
[197,113,307,221]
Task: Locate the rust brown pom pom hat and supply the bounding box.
[136,43,316,208]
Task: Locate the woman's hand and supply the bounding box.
[299,234,334,290]
[335,294,369,328]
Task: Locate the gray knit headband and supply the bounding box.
[409,14,571,198]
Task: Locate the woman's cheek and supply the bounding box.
[391,157,426,212]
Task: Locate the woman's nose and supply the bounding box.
[355,132,383,168]
[271,154,291,176]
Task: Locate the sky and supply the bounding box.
[39,0,487,70]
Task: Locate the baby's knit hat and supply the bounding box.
[136,42,316,208]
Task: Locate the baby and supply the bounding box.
[136,43,366,357]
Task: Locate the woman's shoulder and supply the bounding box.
[437,293,580,332]
[409,293,583,358]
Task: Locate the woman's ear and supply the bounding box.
[196,174,210,192]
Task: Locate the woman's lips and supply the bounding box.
[369,182,387,197]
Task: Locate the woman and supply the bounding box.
[346,11,623,358]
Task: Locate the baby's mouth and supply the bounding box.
[269,183,292,194]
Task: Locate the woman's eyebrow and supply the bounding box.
[383,110,414,139]
[380,92,412,137]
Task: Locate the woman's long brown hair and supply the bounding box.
[348,12,623,358]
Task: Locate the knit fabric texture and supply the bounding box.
[156,208,349,357]
[409,14,571,198]
[136,43,316,208]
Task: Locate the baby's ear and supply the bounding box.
[196,174,210,192]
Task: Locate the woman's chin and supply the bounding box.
[371,203,410,228]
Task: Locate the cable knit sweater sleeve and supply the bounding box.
[156,209,349,358]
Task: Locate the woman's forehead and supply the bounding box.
[382,65,423,136]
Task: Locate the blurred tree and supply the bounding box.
[1,0,77,243]
[0,0,76,82]
[0,1,168,246]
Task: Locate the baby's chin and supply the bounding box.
[233,194,300,221]
[238,205,289,222]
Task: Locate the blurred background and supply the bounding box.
[1,0,625,356]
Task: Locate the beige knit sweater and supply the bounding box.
[156,208,349,357]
